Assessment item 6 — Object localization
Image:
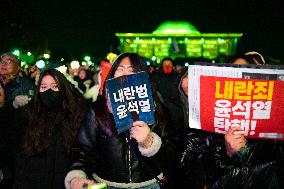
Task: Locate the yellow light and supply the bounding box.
[107,53,118,63]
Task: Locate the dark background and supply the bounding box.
[1,0,283,62]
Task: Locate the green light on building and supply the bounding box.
[116,21,242,62]
[153,21,200,35]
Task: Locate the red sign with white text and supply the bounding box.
[200,76,284,140]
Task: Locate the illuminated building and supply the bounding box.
[116,21,242,63]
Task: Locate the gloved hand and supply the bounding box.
[83,79,92,89]
[13,95,31,109]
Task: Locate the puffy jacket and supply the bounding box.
[181,129,284,189]
[4,74,34,105]
[69,109,176,184]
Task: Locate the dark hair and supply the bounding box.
[96,53,148,114]
[22,69,86,156]
[95,53,166,133]
[160,57,174,69]
[105,53,147,80]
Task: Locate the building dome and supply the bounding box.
[153,21,200,34]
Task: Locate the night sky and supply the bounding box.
[1,0,283,61]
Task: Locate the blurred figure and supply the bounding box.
[0,52,35,188]
[73,68,94,93]
[27,65,41,86]
[151,57,185,189]
[82,70,101,103]
[175,63,184,74]
[230,51,266,65]
[12,69,86,189]
[65,53,176,189]
[151,58,184,141]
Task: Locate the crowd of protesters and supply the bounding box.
[0,51,283,189]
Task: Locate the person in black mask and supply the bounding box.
[151,58,186,189]
[11,69,87,189]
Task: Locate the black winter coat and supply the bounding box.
[13,112,71,189]
[69,109,176,183]
[181,129,284,189]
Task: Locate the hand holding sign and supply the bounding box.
[106,71,155,133]
[225,126,247,157]
[130,121,153,148]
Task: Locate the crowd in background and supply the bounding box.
[0,51,283,189]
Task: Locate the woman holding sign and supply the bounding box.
[65,53,176,189]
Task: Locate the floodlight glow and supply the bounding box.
[185,62,189,67]
[12,49,20,56]
[146,61,150,66]
[56,65,67,74]
[84,56,91,61]
[70,61,80,69]
[21,62,26,67]
[87,61,93,66]
[36,60,45,69]
[27,52,32,56]
[151,56,156,61]
[43,54,50,59]
[61,58,64,61]
[153,21,200,34]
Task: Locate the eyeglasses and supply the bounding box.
[0,60,14,64]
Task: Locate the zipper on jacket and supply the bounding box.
[125,133,132,182]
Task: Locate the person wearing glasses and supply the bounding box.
[0,52,35,188]
[0,52,35,108]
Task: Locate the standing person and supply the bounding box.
[0,52,34,106]
[229,51,266,65]
[12,69,86,189]
[0,52,35,188]
[73,68,94,94]
[151,57,185,144]
[151,57,185,188]
[65,53,176,189]
[180,60,284,188]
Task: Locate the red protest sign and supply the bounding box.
[100,61,112,95]
[199,76,284,140]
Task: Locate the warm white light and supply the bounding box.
[36,60,45,69]
[43,53,50,59]
[70,61,80,69]
[56,65,67,73]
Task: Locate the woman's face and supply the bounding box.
[39,75,59,92]
[78,69,87,80]
[114,57,134,78]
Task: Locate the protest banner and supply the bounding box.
[106,71,155,133]
[188,64,284,140]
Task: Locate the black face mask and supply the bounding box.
[39,89,63,109]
